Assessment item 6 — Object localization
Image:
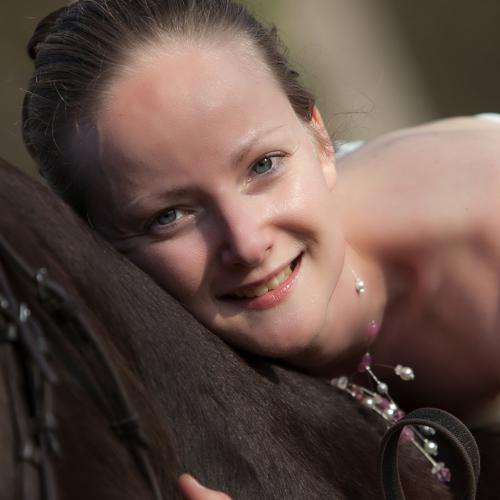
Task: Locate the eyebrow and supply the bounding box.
[119,124,288,218]
[120,186,193,217]
[230,124,287,166]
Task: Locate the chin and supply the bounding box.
[204,288,331,361]
[230,321,323,361]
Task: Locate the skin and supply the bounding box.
[178,474,231,500]
[88,37,373,367]
[86,36,500,422]
[335,117,500,417]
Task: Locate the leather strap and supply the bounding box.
[0,236,163,500]
[379,407,480,500]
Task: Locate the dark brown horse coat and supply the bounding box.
[0,157,474,499]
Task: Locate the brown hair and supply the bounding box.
[23,0,316,217]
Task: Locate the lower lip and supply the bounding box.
[225,255,302,310]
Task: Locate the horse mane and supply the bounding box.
[0,157,455,499]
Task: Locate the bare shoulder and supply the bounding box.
[393,116,500,237]
[365,116,500,166]
[383,115,500,137]
[336,116,500,250]
[396,115,500,211]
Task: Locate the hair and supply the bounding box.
[22,0,317,218]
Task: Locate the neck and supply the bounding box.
[287,244,407,378]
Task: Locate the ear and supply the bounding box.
[310,105,336,190]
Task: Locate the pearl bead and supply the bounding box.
[355,278,366,294]
[337,376,348,390]
[424,440,438,456]
[384,408,396,418]
[377,382,388,395]
[362,397,375,408]
[420,425,436,436]
[395,365,415,381]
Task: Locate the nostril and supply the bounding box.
[219,233,273,268]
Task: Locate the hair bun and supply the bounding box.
[27,6,68,61]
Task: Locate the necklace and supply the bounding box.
[331,265,451,483]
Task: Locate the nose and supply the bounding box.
[217,198,272,268]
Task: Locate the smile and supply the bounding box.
[223,254,302,310]
[233,265,293,298]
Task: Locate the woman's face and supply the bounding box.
[88,39,345,359]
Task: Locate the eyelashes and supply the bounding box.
[147,206,193,233]
[249,153,286,178]
[155,207,183,226]
[145,151,289,236]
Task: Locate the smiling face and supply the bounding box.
[87,36,345,359]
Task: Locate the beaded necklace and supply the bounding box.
[331,266,451,483]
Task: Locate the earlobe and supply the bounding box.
[310,105,336,190]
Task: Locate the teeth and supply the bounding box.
[268,278,279,289]
[233,264,293,299]
[254,286,269,297]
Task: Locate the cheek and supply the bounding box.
[284,163,344,272]
[128,239,209,300]
[276,164,336,234]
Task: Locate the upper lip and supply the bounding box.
[219,255,300,298]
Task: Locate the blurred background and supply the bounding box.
[1,0,499,177]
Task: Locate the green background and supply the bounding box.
[2,0,499,177]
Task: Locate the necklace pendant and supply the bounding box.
[355,277,366,294]
[331,353,450,484]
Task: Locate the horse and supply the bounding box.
[0,156,481,499]
[0,166,178,499]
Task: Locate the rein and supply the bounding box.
[0,236,163,500]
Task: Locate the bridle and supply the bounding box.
[0,236,163,500]
[0,233,481,500]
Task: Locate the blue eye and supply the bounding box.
[147,206,194,236]
[252,156,275,175]
[155,208,179,226]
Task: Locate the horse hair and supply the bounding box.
[0,156,463,499]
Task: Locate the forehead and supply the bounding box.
[95,38,298,176]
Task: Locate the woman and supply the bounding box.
[23,0,500,469]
